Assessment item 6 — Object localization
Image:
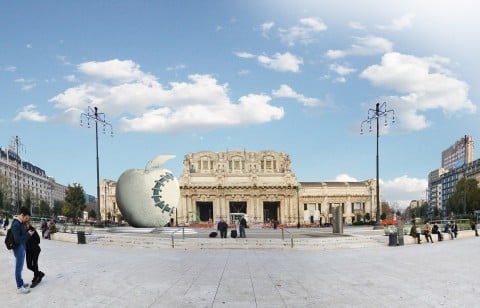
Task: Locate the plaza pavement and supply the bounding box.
[1,226,479,307]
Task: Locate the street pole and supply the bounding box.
[81,106,113,226]
[361,102,395,224]
[463,135,467,216]
[296,186,300,228]
[10,135,24,212]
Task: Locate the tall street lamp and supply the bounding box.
[296,186,301,228]
[80,106,113,226]
[10,135,24,212]
[361,102,395,224]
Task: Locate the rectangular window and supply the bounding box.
[266,160,272,169]
[202,160,209,170]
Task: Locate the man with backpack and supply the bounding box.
[11,207,34,294]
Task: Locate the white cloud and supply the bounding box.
[278,17,327,46]
[13,105,48,122]
[272,84,321,106]
[360,52,476,131]
[261,21,275,37]
[235,52,256,59]
[119,93,284,132]
[381,175,427,208]
[333,77,347,83]
[236,51,303,73]
[325,36,393,59]
[166,64,186,71]
[56,55,71,65]
[26,44,32,49]
[348,21,366,30]
[49,59,285,133]
[335,174,358,182]
[15,78,36,91]
[257,52,303,73]
[65,75,77,82]
[4,66,16,72]
[329,63,356,76]
[376,13,415,31]
[333,174,427,209]
[77,59,156,84]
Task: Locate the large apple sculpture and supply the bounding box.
[116,155,180,228]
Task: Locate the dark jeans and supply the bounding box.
[413,233,421,244]
[26,247,41,278]
[220,230,227,238]
[239,226,246,238]
[424,232,433,243]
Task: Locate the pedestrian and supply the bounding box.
[445,221,454,240]
[410,223,421,244]
[44,219,56,239]
[239,216,247,238]
[452,221,458,238]
[11,206,34,294]
[4,216,9,230]
[432,223,443,241]
[24,215,45,288]
[424,222,433,243]
[472,221,479,237]
[41,219,47,239]
[217,219,228,238]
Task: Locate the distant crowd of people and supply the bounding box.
[214,216,248,239]
[410,220,479,244]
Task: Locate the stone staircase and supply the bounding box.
[85,232,385,251]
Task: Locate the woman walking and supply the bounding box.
[24,216,45,288]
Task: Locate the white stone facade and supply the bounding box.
[177,150,377,226]
[0,147,65,212]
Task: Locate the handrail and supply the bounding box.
[281,228,294,248]
[171,227,185,248]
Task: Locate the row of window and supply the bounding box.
[303,202,366,213]
[194,156,280,172]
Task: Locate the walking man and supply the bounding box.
[239,216,247,238]
[11,207,34,294]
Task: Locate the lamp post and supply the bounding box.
[10,135,24,212]
[80,106,113,226]
[296,186,301,228]
[361,102,395,224]
[463,135,468,216]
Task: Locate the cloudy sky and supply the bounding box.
[1,1,479,208]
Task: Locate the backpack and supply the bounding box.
[4,228,15,250]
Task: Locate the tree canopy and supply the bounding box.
[447,178,480,216]
[62,183,86,219]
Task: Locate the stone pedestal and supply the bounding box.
[333,206,343,234]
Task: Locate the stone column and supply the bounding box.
[333,206,343,234]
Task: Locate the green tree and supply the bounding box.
[447,178,480,216]
[63,184,86,219]
[39,200,50,217]
[53,200,64,217]
[89,209,97,219]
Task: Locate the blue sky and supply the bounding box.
[1,1,479,209]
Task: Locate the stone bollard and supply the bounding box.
[332,206,343,234]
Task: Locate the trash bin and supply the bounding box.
[388,233,398,246]
[77,231,86,244]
